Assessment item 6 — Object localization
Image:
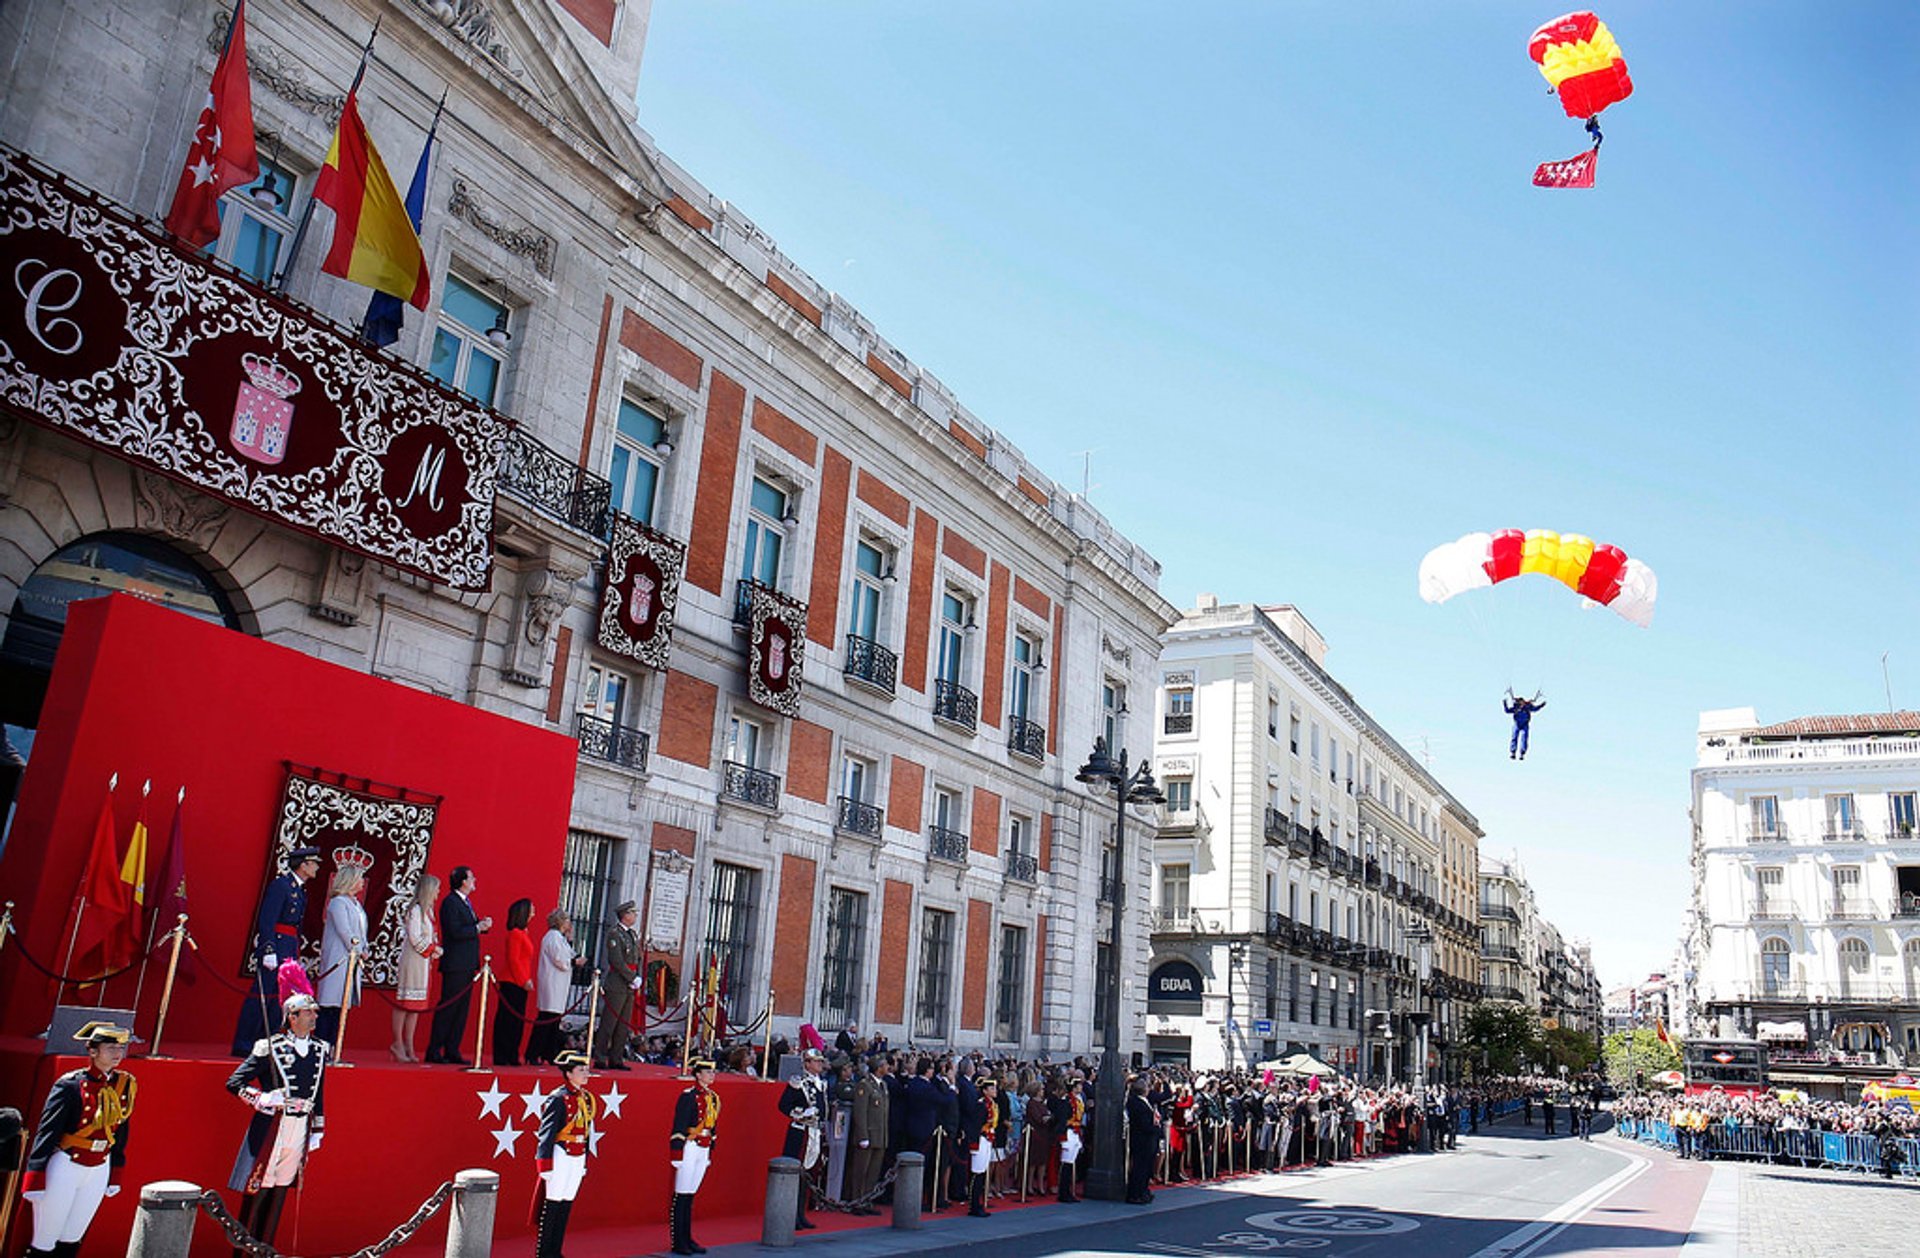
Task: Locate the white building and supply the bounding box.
[0,0,1172,1057]
[1146,598,1481,1079]
[1682,707,1920,1077]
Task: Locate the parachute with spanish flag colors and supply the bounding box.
[1527,12,1634,187]
[1418,529,1658,628]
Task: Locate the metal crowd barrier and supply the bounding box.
[1613,1117,1920,1177]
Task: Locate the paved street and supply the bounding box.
[707,1119,1920,1258]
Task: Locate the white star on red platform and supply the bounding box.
[599,1083,625,1120]
[475,1077,508,1121]
[490,1123,524,1159]
[519,1081,548,1123]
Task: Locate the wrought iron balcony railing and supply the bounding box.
[1309,834,1329,866]
[1007,714,1046,761]
[1482,943,1521,961]
[1288,824,1312,858]
[932,678,979,733]
[734,577,781,627]
[1480,902,1519,922]
[1164,711,1194,735]
[928,825,970,864]
[843,633,898,695]
[1829,898,1878,920]
[1006,851,1039,884]
[1364,859,1382,887]
[1484,985,1526,1002]
[720,760,780,809]
[498,425,612,537]
[575,713,649,773]
[1153,908,1203,934]
[1331,849,1353,877]
[1265,911,1298,944]
[1897,894,1920,918]
[1098,875,1121,904]
[835,794,883,840]
[1263,808,1288,846]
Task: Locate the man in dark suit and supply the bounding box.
[1125,1075,1160,1203]
[426,866,491,1064]
[901,1058,942,1210]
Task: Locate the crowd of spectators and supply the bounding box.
[1612,1087,1917,1176]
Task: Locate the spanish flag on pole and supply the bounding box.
[314,86,431,310]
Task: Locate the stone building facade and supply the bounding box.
[0,0,1172,1056]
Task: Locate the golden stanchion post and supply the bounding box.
[1019,1126,1030,1202]
[761,984,777,1078]
[0,1162,19,1258]
[466,958,492,1074]
[332,940,361,1068]
[585,969,601,1065]
[147,914,191,1058]
[930,1126,944,1211]
[680,961,698,1075]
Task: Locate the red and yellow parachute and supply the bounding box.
[1418,529,1658,627]
[1529,12,1634,120]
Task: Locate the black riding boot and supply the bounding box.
[969,1167,989,1217]
[1058,1161,1076,1203]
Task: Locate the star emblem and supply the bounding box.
[519,1081,548,1123]
[599,1083,626,1120]
[189,156,217,187]
[589,1125,606,1156]
[476,1077,508,1121]
[489,1123,525,1159]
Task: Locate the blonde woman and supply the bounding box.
[316,863,369,1047]
[391,874,442,1061]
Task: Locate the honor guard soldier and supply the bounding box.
[231,845,322,1055]
[778,1048,828,1230]
[965,1076,1006,1217]
[23,1021,135,1258]
[668,1058,720,1255]
[226,992,330,1251]
[594,901,641,1069]
[1047,1077,1085,1203]
[534,1051,596,1258]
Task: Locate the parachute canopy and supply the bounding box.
[1529,11,1634,119]
[1419,529,1657,627]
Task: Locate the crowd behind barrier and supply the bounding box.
[1610,1089,1920,1179]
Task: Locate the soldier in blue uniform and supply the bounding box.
[226,992,330,1252]
[230,845,322,1056]
[668,1058,720,1255]
[23,1022,135,1258]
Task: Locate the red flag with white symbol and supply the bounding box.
[163,0,259,247]
[1533,148,1598,190]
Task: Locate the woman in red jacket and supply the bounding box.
[491,898,537,1066]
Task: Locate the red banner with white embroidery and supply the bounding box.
[597,513,687,670]
[744,582,807,717]
[0,147,507,590]
[1533,149,1598,189]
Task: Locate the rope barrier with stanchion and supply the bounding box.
[147,914,193,1058]
[466,958,493,1074]
[584,968,600,1064]
[333,941,362,1067]
[761,985,776,1079]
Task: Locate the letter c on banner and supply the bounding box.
[15,259,85,354]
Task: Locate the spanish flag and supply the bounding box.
[314,86,431,310]
[1655,1018,1671,1046]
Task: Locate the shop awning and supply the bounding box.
[1766,1071,1851,1085]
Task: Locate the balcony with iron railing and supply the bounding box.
[1482,942,1522,962]
[498,426,613,537]
[835,794,884,840]
[1718,977,1920,1003]
[1331,849,1353,878]
[1485,985,1527,1002]
[932,678,979,734]
[575,713,649,773]
[1480,901,1519,923]
[1384,873,1400,898]
[1265,911,1299,945]
[720,760,780,809]
[1152,907,1203,934]
[928,825,970,864]
[1288,824,1313,859]
[1898,893,1920,918]
[1007,713,1046,762]
[1823,826,1869,843]
[1098,875,1122,904]
[1752,903,1795,921]
[1743,824,1790,844]
[733,577,782,627]
[843,633,898,696]
[1006,850,1039,884]
[1163,711,1194,735]
[1310,834,1330,866]
[1703,737,1920,766]
[1364,859,1382,887]
[1828,898,1878,920]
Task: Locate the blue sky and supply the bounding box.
[633,2,1919,989]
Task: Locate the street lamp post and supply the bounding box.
[1076,735,1164,1203]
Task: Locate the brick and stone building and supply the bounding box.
[0,0,1172,1056]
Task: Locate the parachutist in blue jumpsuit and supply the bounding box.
[1505,693,1545,759]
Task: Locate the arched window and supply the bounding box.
[1837,937,1871,995]
[1760,937,1791,995]
[2,532,241,730]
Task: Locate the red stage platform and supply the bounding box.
[0,1040,799,1257]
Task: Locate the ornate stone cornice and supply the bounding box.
[212,9,346,120]
[448,177,557,277]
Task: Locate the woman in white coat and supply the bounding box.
[529,908,583,1064]
[316,863,369,1048]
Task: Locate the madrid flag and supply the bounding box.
[163,0,259,246]
[315,87,431,309]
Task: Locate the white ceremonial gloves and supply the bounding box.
[255,1089,286,1113]
[262,953,280,970]
[308,1132,323,1152]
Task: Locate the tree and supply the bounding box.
[1542,1025,1600,1074]
[1602,1028,1681,1087]
[1461,1001,1544,1075]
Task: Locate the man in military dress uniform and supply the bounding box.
[965,1076,1006,1218]
[231,845,322,1055]
[23,1022,135,1258]
[594,901,641,1070]
[534,1051,596,1258]
[226,992,329,1251]
[668,1058,721,1255]
[1047,1077,1085,1203]
[778,1048,828,1230]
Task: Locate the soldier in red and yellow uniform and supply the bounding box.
[1046,1077,1085,1203]
[534,1051,596,1258]
[668,1059,721,1256]
[23,1022,136,1258]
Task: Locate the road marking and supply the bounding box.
[1464,1143,1651,1258]
[1246,1208,1420,1236]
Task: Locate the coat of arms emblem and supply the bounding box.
[230,353,301,464]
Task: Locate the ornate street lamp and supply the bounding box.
[1075,735,1163,1201]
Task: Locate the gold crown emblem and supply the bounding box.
[331,842,375,872]
[240,353,302,399]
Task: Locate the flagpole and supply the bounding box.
[98,779,150,1003]
[148,915,190,1059]
[273,15,381,293]
[131,785,181,1020]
